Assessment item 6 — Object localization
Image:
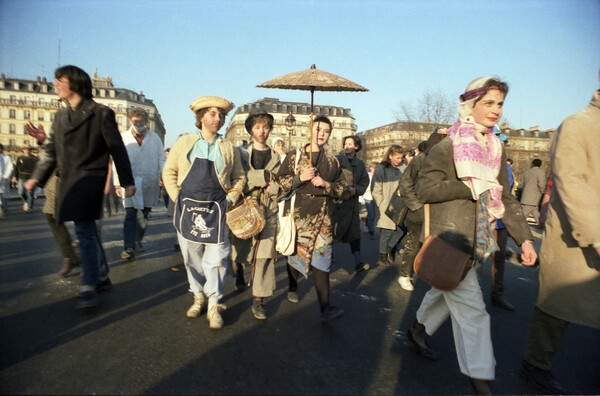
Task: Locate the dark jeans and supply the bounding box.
[400,218,422,277]
[492,227,508,291]
[18,179,35,209]
[364,199,376,234]
[123,207,150,249]
[45,214,77,260]
[74,220,109,286]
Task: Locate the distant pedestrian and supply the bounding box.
[520,158,547,224]
[25,65,135,309]
[272,136,286,163]
[12,145,38,211]
[162,96,245,329]
[0,143,14,217]
[522,81,600,395]
[230,109,281,320]
[362,161,378,240]
[407,77,536,395]
[276,116,347,321]
[397,127,447,291]
[333,135,370,273]
[372,145,404,266]
[115,107,166,261]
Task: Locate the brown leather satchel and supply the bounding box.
[413,204,474,291]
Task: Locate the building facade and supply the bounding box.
[0,70,165,162]
[357,120,552,184]
[224,97,357,154]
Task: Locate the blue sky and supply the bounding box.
[1,0,599,148]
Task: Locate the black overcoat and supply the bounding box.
[32,99,134,222]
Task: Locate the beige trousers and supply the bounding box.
[416,266,496,380]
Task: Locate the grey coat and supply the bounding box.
[231,143,281,264]
[333,153,370,243]
[372,163,403,230]
[520,166,547,206]
[417,137,532,255]
[537,92,600,328]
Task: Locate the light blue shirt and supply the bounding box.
[187,132,224,174]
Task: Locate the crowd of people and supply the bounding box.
[4,65,597,395]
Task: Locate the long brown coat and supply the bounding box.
[537,91,600,328]
[417,136,532,255]
[231,143,281,264]
[372,163,403,230]
[32,99,134,222]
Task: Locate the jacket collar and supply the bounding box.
[65,99,96,132]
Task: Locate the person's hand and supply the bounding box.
[25,122,46,143]
[123,185,136,198]
[299,167,315,182]
[311,175,329,189]
[520,240,537,266]
[11,176,17,183]
[24,179,38,192]
[115,186,122,198]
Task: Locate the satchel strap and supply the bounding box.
[424,203,430,237]
[228,187,245,198]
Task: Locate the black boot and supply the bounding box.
[377,253,391,266]
[492,286,514,311]
[235,266,245,292]
[387,245,395,265]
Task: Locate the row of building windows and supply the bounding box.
[4,109,49,121]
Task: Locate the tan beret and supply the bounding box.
[189,96,235,115]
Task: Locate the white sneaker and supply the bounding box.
[207,302,226,329]
[398,276,414,291]
[186,294,206,318]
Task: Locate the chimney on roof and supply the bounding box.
[37,76,41,84]
[43,77,47,84]
[1,73,5,81]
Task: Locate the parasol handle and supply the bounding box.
[309,88,314,163]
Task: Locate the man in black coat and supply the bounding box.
[25,65,136,309]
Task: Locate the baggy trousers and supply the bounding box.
[416,266,495,380]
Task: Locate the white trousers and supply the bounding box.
[416,266,495,380]
[177,232,229,304]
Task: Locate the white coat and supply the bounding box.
[0,152,14,194]
[114,128,165,209]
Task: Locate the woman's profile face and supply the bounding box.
[472,89,504,128]
[390,153,403,167]
[312,121,331,148]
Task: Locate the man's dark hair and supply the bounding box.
[418,140,428,153]
[532,158,542,167]
[506,157,513,165]
[313,115,333,131]
[55,65,93,99]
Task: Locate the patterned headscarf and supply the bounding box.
[448,77,505,222]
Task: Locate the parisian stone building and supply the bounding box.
[224,97,357,154]
[357,120,552,184]
[0,69,165,161]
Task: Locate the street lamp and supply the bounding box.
[285,112,296,149]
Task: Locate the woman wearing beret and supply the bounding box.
[407,77,537,394]
[162,96,246,329]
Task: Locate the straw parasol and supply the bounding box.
[257,64,368,161]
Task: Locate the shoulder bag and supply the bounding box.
[413,203,475,291]
[275,149,300,256]
[226,189,265,240]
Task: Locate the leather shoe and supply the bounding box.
[521,360,566,394]
[407,327,438,361]
[492,293,515,311]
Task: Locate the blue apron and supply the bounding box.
[174,157,228,244]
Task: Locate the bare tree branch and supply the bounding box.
[396,89,455,124]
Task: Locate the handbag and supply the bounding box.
[413,203,475,291]
[386,190,408,225]
[226,189,265,240]
[275,149,301,256]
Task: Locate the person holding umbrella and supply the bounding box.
[276,115,347,321]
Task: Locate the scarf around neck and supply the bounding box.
[447,119,504,221]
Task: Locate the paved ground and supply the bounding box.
[0,194,599,395]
